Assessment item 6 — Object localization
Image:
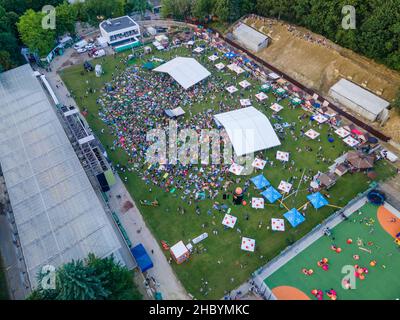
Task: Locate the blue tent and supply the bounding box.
[250,174,270,189]
[225,51,237,59]
[261,186,282,203]
[284,208,305,228]
[131,244,153,272]
[307,192,329,209]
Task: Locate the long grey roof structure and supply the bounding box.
[0,64,123,288]
[329,79,390,116]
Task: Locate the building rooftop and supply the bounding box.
[234,23,269,45]
[330,79,390,116]
[100,16,138,33]
[0,64,123,288]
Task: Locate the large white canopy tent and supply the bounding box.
[153,57,211,90]
[214,107,281,156]
[0,64,125,288]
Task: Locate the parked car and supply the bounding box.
[83,61,94,72]
[73,39,88,50]
[77,48,87,54]
[85,43,95,50]
[93,49,106,58]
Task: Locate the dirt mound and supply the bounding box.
[241,16,400,143]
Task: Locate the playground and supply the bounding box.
[60,29,397,299]
[264,202,400,300]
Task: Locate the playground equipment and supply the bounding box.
[395,232,400,246]
[367,190,386,206]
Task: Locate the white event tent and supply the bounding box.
[214,107,281,156]
[153,57,211,90]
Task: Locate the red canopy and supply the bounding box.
[351,129,363,135]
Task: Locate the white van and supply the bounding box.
[74,39,88,50]
[93,49,106,58]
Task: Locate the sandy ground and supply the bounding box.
[241,16,400,143]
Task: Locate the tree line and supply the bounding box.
[0,0,148,71]
[161,0,400,72]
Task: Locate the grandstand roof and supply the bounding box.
[0,64,123,288]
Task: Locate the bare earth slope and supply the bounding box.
[240,16,400,143]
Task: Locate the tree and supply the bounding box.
[0,50,15,72]
[56,259,110,300]
[213,0,230,22]
[191,0,214,21]
[393,88,400,113]
[161,0,192,20]
[29,254,142,300]
[126,0,147,16]
[17,9,56,57]
[55,2,78,36]
[0,32,19,53]
[79,0,125,25]
[87,254,142,300]
[0,0,64,15]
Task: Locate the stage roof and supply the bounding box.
[214,107,281,156]
[153,57,211,90]
[0,64,123,287]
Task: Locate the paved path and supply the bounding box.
[107,175,189,300]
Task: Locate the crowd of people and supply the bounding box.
[94,30,362,211]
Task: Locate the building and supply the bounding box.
[329,79,390,122]
[233,23,269,52]
[0,64,126,290]
[346,151,375,171]
[148,0,162,14]
[99,16,141,48]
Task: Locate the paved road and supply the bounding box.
[42,50,189,300]
[107,175,189,300]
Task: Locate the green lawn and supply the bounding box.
[0,255,9,300]
[59,43,397,299]
[264,203,400,300]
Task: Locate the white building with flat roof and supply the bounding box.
[329,78,390,122]
[99,16,141,46]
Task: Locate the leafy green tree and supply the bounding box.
[55,1,78,36]
[213,0,230,22]
[87,254,142,300]
[29,254,142,300]
[161,0,192,20]
[0,0,64,15]
[191,0,214,21]
[126,0,147,15]
[0,50,15,72]
[17,9,56,57]
[0,32,19,53]
[393,89,400,113]
[55,259,109,300]
[79,0,125,25]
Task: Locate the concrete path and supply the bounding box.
[107,175,189,300]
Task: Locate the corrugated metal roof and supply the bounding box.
[0,64,122,287]
[330,79,389,116]
[234,23,268,47]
